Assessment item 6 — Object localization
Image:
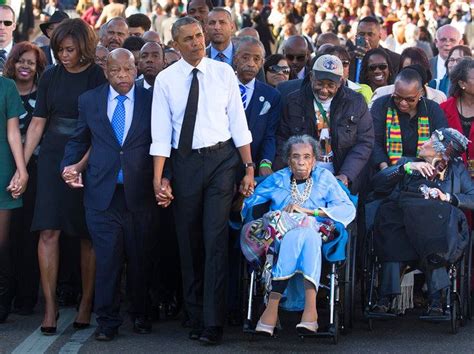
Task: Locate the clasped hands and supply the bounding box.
[62,163,85,188]
[6,170,28,199]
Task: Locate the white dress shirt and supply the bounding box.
[107,85,135,144]
[436,56,446,80]
[150,57,252,157]
[238,78,255,110]
[297,67,306,80]
[143,80,152,90]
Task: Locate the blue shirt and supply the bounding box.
[210,42,234,66]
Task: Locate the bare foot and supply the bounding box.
[75,301,92,324]
[301,309,318,323]
[259,306,278,326]
[41,306,58,327]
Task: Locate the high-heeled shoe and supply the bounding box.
[73,321,90,330]
[296,321,318,335]
[255,320,276,337]
[41,312,60,336]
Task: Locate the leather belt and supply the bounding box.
[193,139,232,154]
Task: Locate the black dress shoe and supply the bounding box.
[199,326,223,345]
[189,328,203,340]
[94,328,117,341]
[133,317,152,334]
[40,312,60,335]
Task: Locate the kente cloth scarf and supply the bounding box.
[386,107,430,165]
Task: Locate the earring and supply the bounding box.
[462,87,466,90]
[79,55,85,64]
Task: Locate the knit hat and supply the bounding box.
[432,128,469,160]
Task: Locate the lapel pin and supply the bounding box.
[259,96,264,102]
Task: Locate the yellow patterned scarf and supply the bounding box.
[386,107,430,165]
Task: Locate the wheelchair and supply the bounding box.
[361,200,473,334]
[241,216,357,344]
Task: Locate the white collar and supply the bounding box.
[347,80,361,90]
[238,78,255,90]
[179,57,208,76]
[1,40,13,53]
[143,80,152,90]
[108,84,135,102]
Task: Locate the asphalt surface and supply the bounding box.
[2,304,474,353]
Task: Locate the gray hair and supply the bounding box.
[282,135,320,161]
[234,36,265,57]
[171,16,201,41]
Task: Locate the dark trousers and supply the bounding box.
[86,186,154,331]
[380,262,450,298]
[171,143,239,327]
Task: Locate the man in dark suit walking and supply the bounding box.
[61,48,155,341]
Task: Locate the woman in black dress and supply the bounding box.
[3,41,47,316]
[23,19,107,334]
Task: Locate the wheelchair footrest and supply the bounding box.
[366,311,397,320]
[419,314,451,322]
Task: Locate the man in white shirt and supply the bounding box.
[0,5,16,73]
[150,16,255,345]
[429,24,462,80]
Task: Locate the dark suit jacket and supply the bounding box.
[245,80,281,163]
[61,84,154,212]
[41,45,54,66]
[276,78,303,107]
[430,55,440,79]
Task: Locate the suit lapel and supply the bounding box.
[123,86,144,147]
[98,84,120,146]
[246,81,263,131]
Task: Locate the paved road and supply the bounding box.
[2,305,474,353]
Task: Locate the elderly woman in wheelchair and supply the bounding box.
[240,135,356,336]
[371,128,474,317]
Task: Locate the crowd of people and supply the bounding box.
[0,0,474,346]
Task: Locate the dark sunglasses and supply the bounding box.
[0,20,13,26]
[368,63,388,71]
[268,65,290,74]
[285,54,306,62]
[392,93,420,104]
[341,60,350,68]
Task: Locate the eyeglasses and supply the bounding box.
[341,60,350,67]
[285,54,306,62]
[447,57,465,65]
[0,20,13,26]
[368,63,388,71]
[392,92,421,104]
[268,65,290,74]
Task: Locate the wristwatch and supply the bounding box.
[244,162,256,169]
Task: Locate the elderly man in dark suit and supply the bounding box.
[234,36,281,175]
[429,25,462,80]
[61,49,155,341]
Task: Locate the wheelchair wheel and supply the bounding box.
[342,228,356,333]
[332,308,340,345]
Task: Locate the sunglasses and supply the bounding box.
[285,54,306,62]
[368,63,388,71]
[392,93,420,104]
[341,60,350,68]
[268,65,290,75]
[0,20,13,26]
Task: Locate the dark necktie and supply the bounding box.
[0,49,7,72]
[178,68,199,157]
[216,52,226,62]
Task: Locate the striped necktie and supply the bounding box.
[216,52,226,62]
[239,84,247,110]
[0,49,6,73]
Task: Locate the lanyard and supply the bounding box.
[314,99,329,126]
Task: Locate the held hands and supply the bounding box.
[259,166,273,177]
[62,163,85,188]
[239,173,256,197]
[6,170,28,199]
[154,177,173,208]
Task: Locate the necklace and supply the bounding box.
[290,177,313,206]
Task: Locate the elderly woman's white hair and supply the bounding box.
[282,135,320,162]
